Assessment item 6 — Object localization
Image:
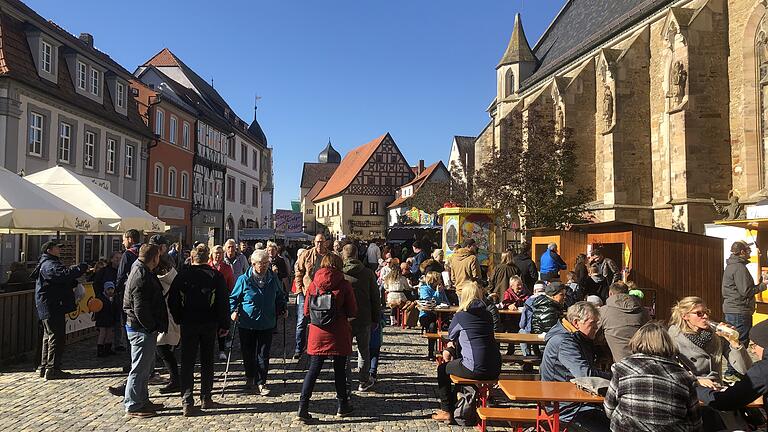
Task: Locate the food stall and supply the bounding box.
[438,207,496,270]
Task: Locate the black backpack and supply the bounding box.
[309,286,336,327]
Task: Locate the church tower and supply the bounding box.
[496,13,537,100]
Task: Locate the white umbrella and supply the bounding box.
[25,166,166,233]
[0,166,98,232]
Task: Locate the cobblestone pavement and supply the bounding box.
[0,297,526,431]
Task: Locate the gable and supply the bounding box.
[346,135,413,197]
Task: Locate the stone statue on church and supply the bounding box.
[710,190,746,220]
[671,61,687,105]
[602,85,614,130]
[555,103,564,133]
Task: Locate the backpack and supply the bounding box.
[309,286,336,327]
[453,385,479,426]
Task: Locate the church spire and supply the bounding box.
[497,13,536,69]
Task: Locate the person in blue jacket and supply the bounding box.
[418,271,449,360]
[410,241,429,277]
[539,243,567,282]
[230,249,288,396]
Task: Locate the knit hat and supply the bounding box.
[544,282,565,296]
[532,282,545,294]
[628,289,644,299]
[750,320,768,348]
[586,295,603,306]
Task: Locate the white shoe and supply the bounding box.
[258,384,271,396]
[218,351,227,361]
[358,377,375,392]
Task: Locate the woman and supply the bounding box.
[296,253,358,422]
[668,296,750,389]
[432,281,501,423]
[420,249,446,275]
[210,245,236,361]
[155,255,181,394]
[418,271,449,360]
[489,251,521,299]
[383,259,410,325]
[230,249,288,396]
[604,321,701,431]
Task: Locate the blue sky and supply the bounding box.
[25,0,564,210]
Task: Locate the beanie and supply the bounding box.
[545,282,565,296]
[750,320,768,349]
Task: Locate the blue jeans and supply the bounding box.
[124,329,157,412]
[369,324,382,378]
[295,293,308,353]
[724,313,752,375]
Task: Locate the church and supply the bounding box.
[476,0,768,233]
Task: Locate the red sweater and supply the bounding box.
[209,260,235,292]
[303,268,358,356]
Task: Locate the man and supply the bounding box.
[168,244,230,417]
[448,238,480,292]
[115,229,143,351]
[590,249,620,298]
[224,238,248,278]
[539,243,567,282]
[722,240,767,380]
[333,240,343,255]
[123,244,168,418]
[541,301,611,431]
[94,251,121,297]
[239,240,253,262]
[409,241,428,277]
[342,243,381,392]
[33,240,88,380]
[366,240,381,272]
[598,282,650,362]
[267,241,290,293]
[513,243,539,292]
[293,233,328,358]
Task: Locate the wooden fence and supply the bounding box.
[0,287,39,365]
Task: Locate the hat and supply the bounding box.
[545,282,565,296]
[731,240,753,254]
[586,295,604,306]
[103,281,115,292]
[628,289,645,299]
[42,239,64,252]
[532,282,545,294]
[751,320,768,348]
[149,234,169,246]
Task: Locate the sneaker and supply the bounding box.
[292,351,302,360]
[182,404,199,417]
[358,377,375,392]
[295,408,313,423]
[336,400,354,417]
[44,369,73,380]
[218,351,228,361]
[126,408,156,418]
[108,384,126,397]
[258,384,271,396]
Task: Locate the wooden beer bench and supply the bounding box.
[477,407,538,432]
[450,374,539,432]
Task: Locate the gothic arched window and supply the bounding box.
[225,216,234,240]
[505,69,515,97]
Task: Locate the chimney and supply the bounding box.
[79,33,94,48]
[418,159,425,175]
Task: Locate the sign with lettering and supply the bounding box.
[274,210,302,233]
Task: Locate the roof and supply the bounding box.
[521,0,675,90]
[498,14,536,68]
[318,139,342,164]
[387,161,447,209]
[305,180,327,202]
[300,162,339,189]
[248,111,268,146]
[451,135,476,171]
[313,133,388,202]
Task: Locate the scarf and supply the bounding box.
[685,329,713,350]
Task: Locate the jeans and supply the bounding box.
[437,359,498,412]
[156,344,179,384]
[724,313,752,375]
[40,314,66,370]
[369,325,382,378]
[124,329,157,412]
[239,326,274,386]
[419,314,437,356]
[295,293,308,353]
[347,323,371,389]
[180,322,217,406]
[300,355,347,403]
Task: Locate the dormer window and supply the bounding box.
[116,82,125,109]
[77,61,87,90]
[41,41,52,73]
[90,69,99,95]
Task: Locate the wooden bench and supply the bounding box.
[450,373,540,431]
[501,354,541,365]
[477,407,538,432]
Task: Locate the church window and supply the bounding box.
[505,69,515,97]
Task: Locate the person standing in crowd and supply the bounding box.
[409,241,428,278]
[541,301,611,431]
[431,282,501,424]
[366,240,381,272]
[419,271,449,360]
[513,243,538,291]
[722,240,766,380]
[224,239,248,279]
[419,249,446,275]
[539,243,567,282]
[604,322,701,431]
[294,233,329,358]
[531,282,567,335]
[95,281,120,357]
[167,242,181,268]
[333,240,343,255]
[599,282,650,362]
[33,240,88,380]
[267,241,290,293]
[168,244,230,417]
[296,254,358,423]
[489,251,521,300]
[94,251,121,297]
[448,239,480,293]
[573,253,590,289]
[115,229,143,352]
[342,243,380,392]
[590,249,620,298]
[230,249,288,396]
[123,244,167,418]
[209,245,235,361]
[154,251,180,395]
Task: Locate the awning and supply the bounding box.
[239,228,276,240]
[714,218,768,230]
[387,225,441,243]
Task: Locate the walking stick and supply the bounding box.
[282,314,287,388]
[221,320,238,398]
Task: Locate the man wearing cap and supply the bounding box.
[722,240,767,380]
[33,240,88,380]
[448,238,480,293]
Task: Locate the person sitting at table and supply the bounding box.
[383,259,409,326]
[431,281,501,424]
[541,301,611,431]
[419,271,449,361]
[604,321,701,431]
[502,276,529,310]
[518,282,545,356]
[531,282,566,335]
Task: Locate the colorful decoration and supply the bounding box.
[438,207,496,267]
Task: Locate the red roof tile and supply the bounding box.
[313,134,388,202]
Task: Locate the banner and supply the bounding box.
[274,210,302,233]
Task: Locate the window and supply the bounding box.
[84,131,95,169]
[155,110,164,137]
[252,185,258,206]
[241,143,247,165]
[252,150,258,169]
[89,68,99,95]
[58,122,71,163]
[125,144,134,178]
[228,138,235,158]
[181,172,189,199]
[169,116,177,144]
[336,202,339,215]
[182,122,190,149]
[154,164,163,194]
[28,112,43,156]
[41,41,52,73]
[168,168,176,197]
[240,180,246,204]
[226,176,235,201]
[106,139,116,174]
[353,201,363,215]
[367,176,375,185]
[370,201,378,215]
[116,82,125,108]
[77,61,87,90]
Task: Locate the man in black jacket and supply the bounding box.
[115,229,142,351]
[168,243,230,416]
[513,243,538,291]
[34,239,88,380]
[123,244,168,418]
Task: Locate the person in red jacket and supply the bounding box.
[296,253,358,423]
[210,244,235,360]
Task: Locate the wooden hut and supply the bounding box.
[530,222,724,321]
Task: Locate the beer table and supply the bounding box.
[498,380,602,431]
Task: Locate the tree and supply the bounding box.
[405,163,477,215]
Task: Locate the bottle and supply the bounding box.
[707,320,740,345]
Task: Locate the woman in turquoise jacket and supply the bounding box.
[230,249,288,396]
[418,271,449,360]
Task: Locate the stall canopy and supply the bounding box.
[0,166,99,233]
[25,166,165,233]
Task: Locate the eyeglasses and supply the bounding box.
[689,309,710,318]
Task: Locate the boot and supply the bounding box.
[336,398,353,417]
[97,344,105,357]
[431,409,453,423]
[104,343,115,356]
[295,400,312,423]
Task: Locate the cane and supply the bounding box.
[221,320,238,398]
[282,314,287,388]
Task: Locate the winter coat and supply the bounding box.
[502,287,529,308]
[541,319,611,421]
[343,259,380,327]
[116,243,140,294]
[33,253,85,320]
[447,299,501,376]
[156,268,180,346]
[93,265,117,297]
[489,262,521,299]
[418,283,449,318]
[518,293,540,332]
[604,353,701,431]
[513,252,538,291]
[531,294,565,334]
[722,254,766,314]
[599,293,650,362]
[167,264,229,331]
[94,292,121,328]
[482,296,501,333]
[419,258,444,275]
[702,359,768,414]
[230,268,288,331]
[410,250,428,276]
[597,257,621,285]
[668,325,751,382]
[304,267,358,356]
[123,259,168,334]
[223,252,248,279]
[539,249,567,276]
[295,248,327,295]
[209,260,235,292]
[366,243,381,265]
[270,255,289,280]
[448,248,479,288]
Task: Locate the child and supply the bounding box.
[94,281,120,357]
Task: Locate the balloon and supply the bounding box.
[87,297,103,313]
